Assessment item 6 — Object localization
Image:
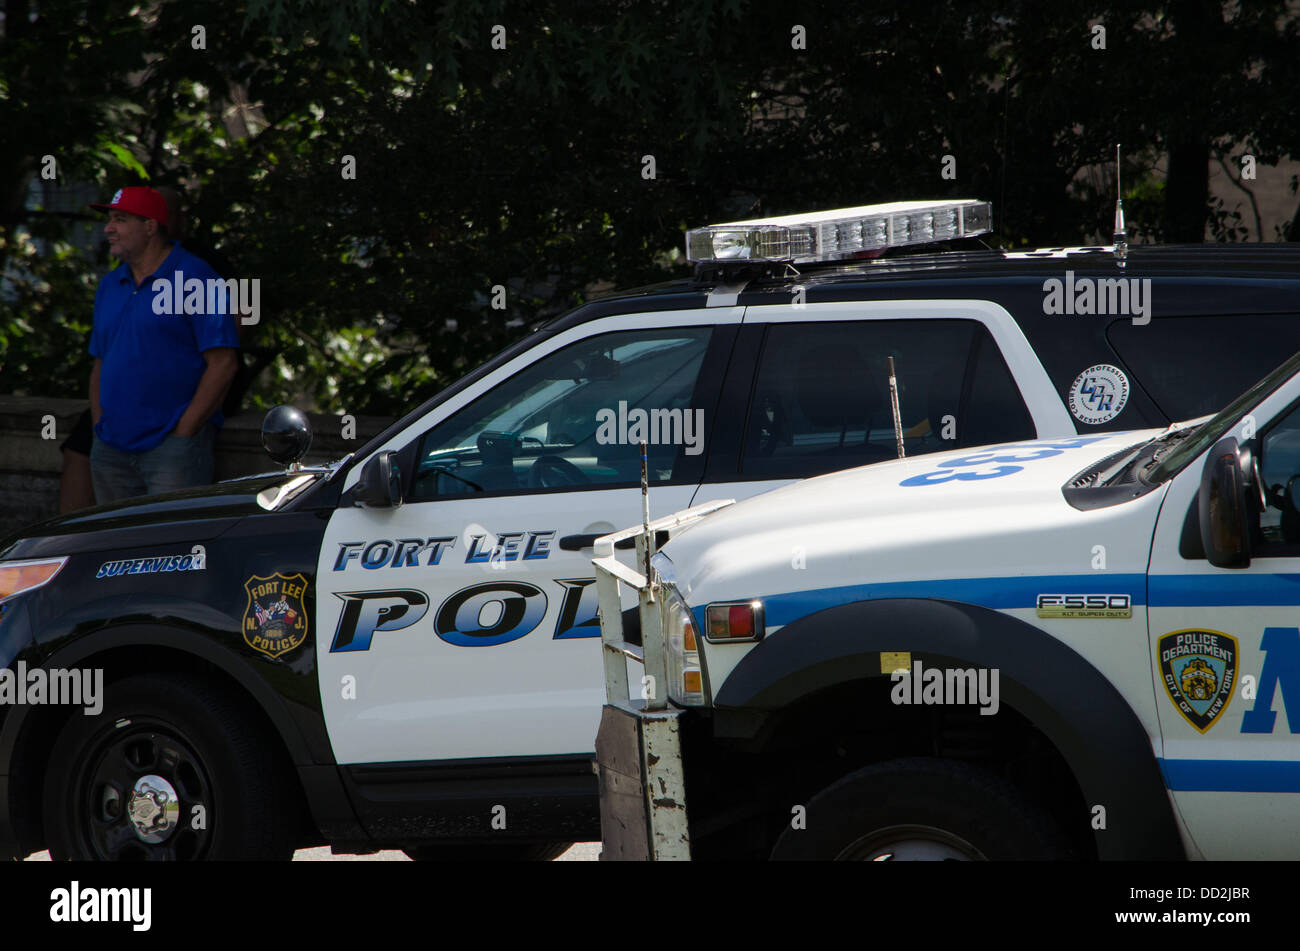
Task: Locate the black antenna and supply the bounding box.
[1113,144,1127,269]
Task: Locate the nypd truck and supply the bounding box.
[594,346,1300,861]
[2,200,1300,860]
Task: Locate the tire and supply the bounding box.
[770,757,1074,861]
[43,673,298,860]
[403,843,571,862]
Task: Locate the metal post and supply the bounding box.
[888,355,906,459]
[640,440,654,599]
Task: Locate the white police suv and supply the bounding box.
[595,347,1300,860]
[2,200,1299,860]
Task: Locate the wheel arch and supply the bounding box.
[1,623,330,857]
[710,597,1184,860]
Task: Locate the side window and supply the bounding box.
[740,319,1035,479]
[1108,315,1300,420]
[408,327,714,500]
[1257,400,1300,553]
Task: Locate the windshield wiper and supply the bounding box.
[1092,427,1195,489]
[1144,427,1197,469]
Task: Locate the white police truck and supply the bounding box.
[595,348,1300,860]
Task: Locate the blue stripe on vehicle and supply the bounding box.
[1159,758,1300,793]
[695,573,1300,643]
[753,574,1148,628]
[1149,574,1300,607]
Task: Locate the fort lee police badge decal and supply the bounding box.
[243,573,309,658]
[1158,629,1237,733]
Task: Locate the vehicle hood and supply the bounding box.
[667,430,1166,607]
[0,470,331,561]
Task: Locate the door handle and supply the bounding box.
[559,533,603,551]
[558,531,669,552]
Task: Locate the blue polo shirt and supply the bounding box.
[90,243,240,452]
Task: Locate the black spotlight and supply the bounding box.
[261,405,313,468]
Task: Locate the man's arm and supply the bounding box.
[89,358,102,426]
[173,348,238,437]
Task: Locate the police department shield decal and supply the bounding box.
[243,573,310,658]
[1158,629,1237,733]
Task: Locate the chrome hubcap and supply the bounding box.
[839,824,987,861]
[126,775,180,844]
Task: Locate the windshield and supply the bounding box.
[1147,349,1300,483]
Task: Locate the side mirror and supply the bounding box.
[354,451,403,508]
[1198,437,1251,568]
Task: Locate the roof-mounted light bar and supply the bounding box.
[685,199,993,265]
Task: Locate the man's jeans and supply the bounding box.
[91,425,216,503]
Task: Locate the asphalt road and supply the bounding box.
[25,842,602,861]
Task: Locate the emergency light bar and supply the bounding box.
[685,199,993,265]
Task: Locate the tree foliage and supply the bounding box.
[2,1,1297,416]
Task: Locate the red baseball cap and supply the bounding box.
[89,186,169,228]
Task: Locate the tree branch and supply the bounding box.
[1214,153,1265,242]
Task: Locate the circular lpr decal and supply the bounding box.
[1068,364,1129,425]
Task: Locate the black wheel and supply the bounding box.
[403,842,571,861]
[43,673,298,861]
[770,757,1073,861]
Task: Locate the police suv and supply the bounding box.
[1,200,1298,860]
[595,348,1300,861]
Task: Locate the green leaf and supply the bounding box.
[104,142,148,180]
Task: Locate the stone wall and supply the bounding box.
[0,396,394,541]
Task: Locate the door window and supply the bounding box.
[1258,400,1300,553]
[1108,315,1299,421]
[408,327,714,500]
[740,319,1035,479]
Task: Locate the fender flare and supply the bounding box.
[712,597,1183,860]
[0,621,342,858]
[0,622,319,770]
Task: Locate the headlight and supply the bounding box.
[0,557,67,605]
[663,584,705,706]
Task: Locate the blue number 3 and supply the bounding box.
[899,464,1023,486]
[898,439,1110,487]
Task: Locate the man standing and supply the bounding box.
[88,186,239,502]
